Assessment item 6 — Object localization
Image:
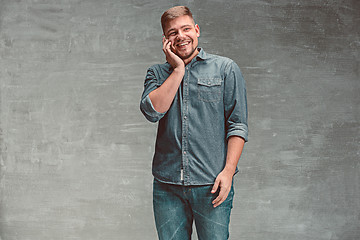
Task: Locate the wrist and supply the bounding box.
[223,165,236,175]
[173,66,185,74]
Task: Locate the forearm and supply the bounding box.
[149,67,185,113]
[211,136,245,207]
[223,136,245,175]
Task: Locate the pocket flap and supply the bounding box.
[197,78,222,87]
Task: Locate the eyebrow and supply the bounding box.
[166,24,193,35]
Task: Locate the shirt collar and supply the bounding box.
[195,47,209,61]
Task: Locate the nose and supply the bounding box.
[176,30,185,39]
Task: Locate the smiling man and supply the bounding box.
[140,6,248,240]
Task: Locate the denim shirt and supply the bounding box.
[140,48,248,186]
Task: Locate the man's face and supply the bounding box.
[163,15,200,62]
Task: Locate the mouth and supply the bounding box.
[176,41,191,48]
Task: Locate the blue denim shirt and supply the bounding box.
[140,48,248,186]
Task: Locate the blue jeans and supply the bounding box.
[153,179,234,240]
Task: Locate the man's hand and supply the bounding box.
[162,37,185,70]
[211,168,234,208]
[211,136,245,208]
[147,37,185,113]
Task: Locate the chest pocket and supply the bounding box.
[197,78,223,102]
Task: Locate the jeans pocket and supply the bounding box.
[197,78,222,102]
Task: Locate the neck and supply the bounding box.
[183,48,199,65]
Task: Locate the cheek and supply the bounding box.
[191,34,198,41]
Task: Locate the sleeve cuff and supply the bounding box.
[140,95,166,122]
[226,123,248,142]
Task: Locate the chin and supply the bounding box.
[179,53,191,59]
[178,49,196,60]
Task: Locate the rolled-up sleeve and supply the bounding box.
[224,60,249,142]
[140,67,166,122]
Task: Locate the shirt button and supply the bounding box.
[184,116,187,119]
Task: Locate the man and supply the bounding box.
[140,6,248,240]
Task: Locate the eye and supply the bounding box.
[184,28,191,31]
[168,32,176,36]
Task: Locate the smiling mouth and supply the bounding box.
[176,41,190,48]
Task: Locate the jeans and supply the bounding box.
[153,179,234,240]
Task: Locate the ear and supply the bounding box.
[195,24,200,37]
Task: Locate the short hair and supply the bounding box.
[161,6,194,32]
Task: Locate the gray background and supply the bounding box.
[0,0,359,239]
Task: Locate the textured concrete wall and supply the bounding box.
[0,0,359,239]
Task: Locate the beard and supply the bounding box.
[172,40,198,60]
[178,47,197,60]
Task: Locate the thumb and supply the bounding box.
[211,178,220,194]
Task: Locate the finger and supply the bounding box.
[212,188,229,208]
[162,38,168,52]
[212,195,224,208]
[212,187,224,205]
[163,39,169,51]
[211,179,220,194]
[165,41,174,57]
[163,37,170,50]
[170,40,175,51]
[166,40,172,51]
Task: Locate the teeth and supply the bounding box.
[178,42,189,46]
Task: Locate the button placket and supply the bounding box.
[181,67,190,185]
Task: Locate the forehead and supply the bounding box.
[163,15,195,32]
